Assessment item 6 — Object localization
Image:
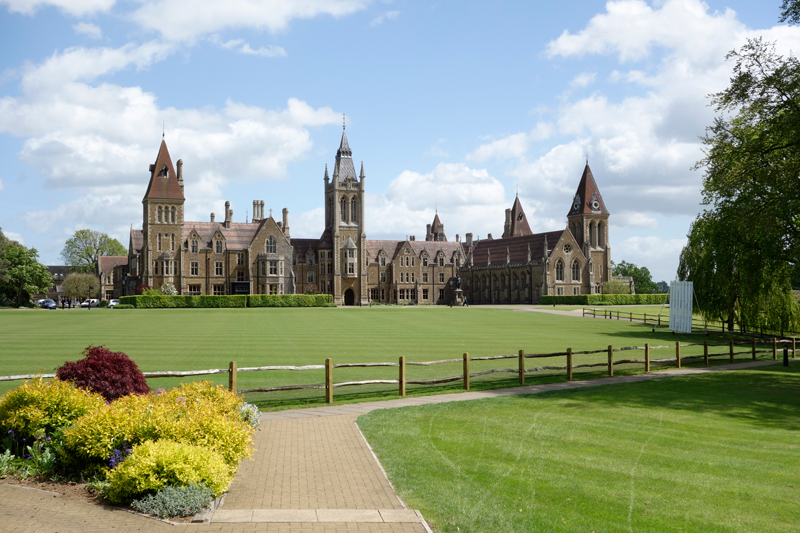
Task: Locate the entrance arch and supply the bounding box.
[344,288,355,306]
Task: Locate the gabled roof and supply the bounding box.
[507,196,533,237]
[568,164,609,216]
[183,222,261,251]
[470,230,563,267]
[98,256,128,275]
[130,229,143,254]
[333,130,358,182]
[143,140,185,201]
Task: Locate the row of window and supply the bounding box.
[367,288,446,302]
[339,196,358,224]
[155,206,178,224]
[378,254,453,267]
[555,260,582,282]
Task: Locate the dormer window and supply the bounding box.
[160,164,168,178]
[423,256,428,267]
[439,256,444,267]
[191,239,198,253]
[215,240,223,253]
[380,254,386,267]
[307,255,313,266]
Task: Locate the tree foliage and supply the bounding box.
[612,260,658,294]
[0,229,53,306]
[60,229,126,272]
[681,36,800,332]
[63,272,100,301]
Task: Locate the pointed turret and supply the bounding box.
[568,164,609,216]
[334,130,357,182]
[503,195,532,238]
[143,140,185,201]
[324,164,329,182]
[359,161,365,180]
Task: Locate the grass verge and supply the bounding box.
[358,363,800,533]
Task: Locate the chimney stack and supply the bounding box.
[252,201,259,223]
[282,208,290,238]
[503,208,512,238]
[466,233,473,247]
[426,223,432,241]
[177,159,184,192]
[210,212,215,223]
[456,233,460,243]
[488,233,493,240]
[224,201,232,228]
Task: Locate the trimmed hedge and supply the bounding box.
[540,293,669,305]
[119,295,247,308]
[119,294,334,308]
[247,294,333,307]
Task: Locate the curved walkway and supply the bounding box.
[0,359,784,532]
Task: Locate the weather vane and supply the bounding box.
[343,113,346,131]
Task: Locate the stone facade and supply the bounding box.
[122,132,619,304]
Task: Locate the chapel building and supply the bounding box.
[121,130,616,304]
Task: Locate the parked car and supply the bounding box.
[80,298,100,308]
[38,299,57,310]
[108,299,120,308]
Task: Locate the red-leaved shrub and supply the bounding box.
[56,345,150,402]
[135,284,152,295]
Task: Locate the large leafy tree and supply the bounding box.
[681,34,800,332]
[0,238,53,306]
[62,272,101,301]
[60,229,126,273]
[612,261,658,294]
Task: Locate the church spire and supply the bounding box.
[333,128,356,182]
[568,163,609,217]
[359,161,365,179]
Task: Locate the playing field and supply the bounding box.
[358,364,800,533]
[0,306,780,408]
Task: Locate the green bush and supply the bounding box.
[540,294,669,305]
[247,294,333,307]
[119,295,247,308]
[113,304,134,309]
[0,378,104,441]
[98,300,109,308]
[104,440,232,503]
[131,482,215,518]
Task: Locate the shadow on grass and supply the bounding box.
[521,363,800,432]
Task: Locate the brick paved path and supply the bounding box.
[0,359,783,532]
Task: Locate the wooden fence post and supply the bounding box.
[567,348,573,381]
[518,350,525,385]
[607,345,613,377]
[228,361,237,392]
[658,315,661,327]
[399,356,406,397]
[463,353,470,391]
[704,340,709,366]
[729,339,734,364]
[773,338,778,360]
[752,339,756,361]
[630,312,632,322]
[617,311,620,320]
[644,313,648,325]
[676,341,681,369]
[325,358,333,404]
[793,337,796,359]
[645,343,650,372]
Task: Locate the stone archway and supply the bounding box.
[344,288,355,306]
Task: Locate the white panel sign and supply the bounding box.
[669,281,693,333]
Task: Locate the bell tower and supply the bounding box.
[324,123,367,305]
[566,163,610,293]
[142,138,186,293]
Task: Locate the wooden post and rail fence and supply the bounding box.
[2,338,794,405]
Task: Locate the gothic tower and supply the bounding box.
[566,163,610,293]
[142,138,185,293]
[324,127,367,305]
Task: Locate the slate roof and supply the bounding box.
[333,131,358,182]
[365,239,463,263]
[98,256,128,275]
[568,164,609,216]
[184,221,263,251]
[47,265,73,281]
[507,196,533,237]
[469,230,564,267]
[143,140,185,201]
[131,229,143,254]
[292,239,320,263]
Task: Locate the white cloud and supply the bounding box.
[131,0,370,42]
[209,36,287,57]
[1,0,114,16]
[569,71,596,88]
[612,211,658,228]
[73,22,103,39]
[0,178,4,191]
[370,10,399,27]
[615,235,687,281]
[468,123,553,162]
[3,230,25,245]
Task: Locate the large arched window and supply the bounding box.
[171,207,177,224]
[157,206,163,223]
[598,221,606,248]
[555,260,564,281]
[340,197,347,222]
[572,260,580,282]
[266,236,276,254]
[351,197,358,223]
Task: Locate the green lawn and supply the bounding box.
[0,307,784,408]
[358,364,800,533]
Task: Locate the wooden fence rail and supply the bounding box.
[3,339,794,403]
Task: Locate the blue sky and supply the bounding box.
[0,0,797,282]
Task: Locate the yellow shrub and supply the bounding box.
[63,381,253,469]
[104,439,232,503]
[0,378,104,438]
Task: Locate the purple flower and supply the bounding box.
[156,388,166,395]
[177,397,185,404]
[7,430,12,435]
